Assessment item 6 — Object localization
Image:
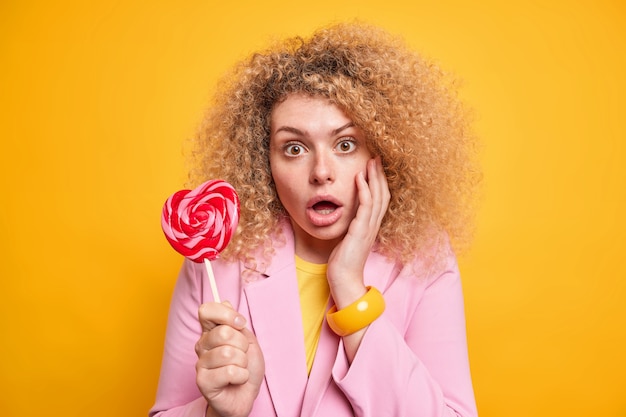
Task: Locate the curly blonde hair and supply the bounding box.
[189,21,480,265]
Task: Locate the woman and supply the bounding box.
[151,21,480,417]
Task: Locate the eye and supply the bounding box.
[336,139,356,153]
[284,143,304,156]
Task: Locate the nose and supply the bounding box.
[309,152,334,184]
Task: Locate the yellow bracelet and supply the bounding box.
[326,286,385,337]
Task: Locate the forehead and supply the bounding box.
[270,94,352,130]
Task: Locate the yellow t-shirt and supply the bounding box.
[295,255,330,375]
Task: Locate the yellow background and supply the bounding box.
[1,1,624,416]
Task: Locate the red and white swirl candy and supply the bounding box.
[161,179,240,263]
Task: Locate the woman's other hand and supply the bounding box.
[195,302,265,417]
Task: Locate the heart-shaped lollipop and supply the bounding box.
[162,179,240,262]
[161,179,240,302]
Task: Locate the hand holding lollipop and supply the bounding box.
[161,179,240,302]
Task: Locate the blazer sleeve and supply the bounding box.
[149,260,209,417]
[331,252,478,417]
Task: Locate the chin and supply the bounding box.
[309,225,349,242]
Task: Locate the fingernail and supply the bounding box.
[234,315,246,328]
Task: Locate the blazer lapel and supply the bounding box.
[243,230,309,417]
[299,303,337,417]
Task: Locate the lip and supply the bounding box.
[306,195,344,227]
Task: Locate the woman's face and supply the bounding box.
[269,94,372,257]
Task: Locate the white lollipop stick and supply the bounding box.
[203,258,221,303]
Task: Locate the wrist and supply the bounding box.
[205,405,219,417]
[326,286,385,336]
[205,404,228,417]
[329,281,368,310]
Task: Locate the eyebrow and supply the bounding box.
[274,122,356,137]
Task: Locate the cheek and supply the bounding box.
[269,159,282,189]
[270,169,294,204]
[343,160,369,184]
[270,163,286,189]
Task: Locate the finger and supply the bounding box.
[348,172,375,242]
[196,331,259,393]
[198,301,247,332]
[355,170,373,215]
[195,323,250,355]
[367,157,390,224]
[197,362,251,390]
[369,157,386,198]
[197,343,249,370]
[240,327,261,348]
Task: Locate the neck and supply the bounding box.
[292,232,340,264]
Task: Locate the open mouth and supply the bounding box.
[312,201,339,215]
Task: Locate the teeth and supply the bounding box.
[315,208,335,215]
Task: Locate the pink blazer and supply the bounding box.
[150,226,477,417]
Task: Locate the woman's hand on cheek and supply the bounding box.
[327,156,390,308]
